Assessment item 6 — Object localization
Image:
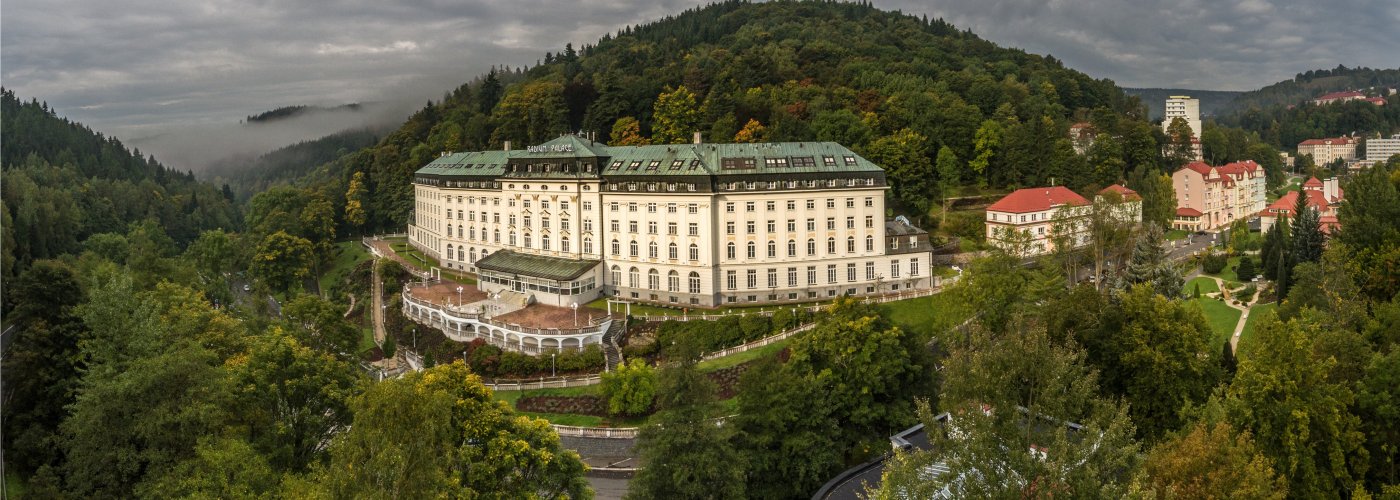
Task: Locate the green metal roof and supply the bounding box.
[414,136,883,178]
[474,250,600,282]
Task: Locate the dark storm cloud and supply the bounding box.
[882,0,1400,90]
[3,0,1398,169]
[1,0,704,169]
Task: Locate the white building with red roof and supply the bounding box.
[1312,90,1366,105]
[1171,160,1267,231]
[985,185,1140,256]
[1259,176,1342,233]
[1297,137,1358,165]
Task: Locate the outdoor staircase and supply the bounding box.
[601,316,627,371]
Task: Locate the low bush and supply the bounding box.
[1202,253,1228,274]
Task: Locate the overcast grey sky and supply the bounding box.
[3,0,1397,160]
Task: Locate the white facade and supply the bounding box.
[1163,96,1201,140]
[1366,136,1400,163]
[408,137,935,308]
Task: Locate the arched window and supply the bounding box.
[847,236,855,253]
[767,240,776,258]
[788,239,797,257]
[458,248,464,261]
[509,231,517,246]
[611,265,621,285]
[541,234,550,250]
[630,240,639,257]
[827,237,836,254]
[668,270,680,292]
[560,236,570,252]
[493,229,500,243]
[648,242,658,259]
[457,225,463,238]
[524,233,532,248]
[611,239,620,256]
[446,244,454,260]
[689,243,699,261]
[866,235,874,252]
[688,272,701,294]
[648,269,660,290]
[807,239,816,256]
[747,241,756,259]
[469,248,477,262]
[584,237,593,254]
[628,267,640,288]
[727,242,736,260]
[668,243,678,260]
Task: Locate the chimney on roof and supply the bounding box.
[504,140,512,151]
[693,131,702,145]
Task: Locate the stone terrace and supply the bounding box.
[495,303,613,330]
[407,282,488,306]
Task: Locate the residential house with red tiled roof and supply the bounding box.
[985,185,1140,256]
[1171,160,1267,231]
[1259,176,1342,233]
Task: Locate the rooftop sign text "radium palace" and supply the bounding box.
[527,144,575,153]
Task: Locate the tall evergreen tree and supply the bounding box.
[1116,222,1183,298]
[1289,189,1325,268]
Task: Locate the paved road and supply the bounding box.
[586,475,631,500]
[372,258,385,344]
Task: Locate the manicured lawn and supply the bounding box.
[318,240,371,296]
[386,241,477,285]
[697,338,792,372]
[1165,229,1189,241]
[1185,277,1220,297]
[1192,298,1242,347]
[1238,302,1277,354]
[879,291,967,342]
[356,326,376,354]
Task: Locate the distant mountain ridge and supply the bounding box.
[246,103,366,124]
[1122,88,1243,120]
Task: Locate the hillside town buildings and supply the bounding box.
[1259,176,1342,234]
[984,184,1141,256]
[1366,134,1400,163]
[407,135,935,309]
[1311,90,1387,106]
[1297,137,1358,165]
[1171,160,1267,231]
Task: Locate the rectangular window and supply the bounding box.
[610,202,618,212]
[866,262,876,280]
[891,260,901,278]
[726,222,735,235]
[767,220,776,233]
[826,199,836,209]
[727,271,737,290]
[846,217,855,229]
[610,220,620,232]
[865,197,874,208]
[583,219,592,232]
[806,200,815,210]
[807,266,817,285]
[787,200,796,210]
[726,202,735,213]
[787,220,796,232]
[689,223,699,236]
[562,201,571,211]
[866,216,874,228]
[827,265,837,284]
[823,156,836,166]
[648,221,657,234]
[788,267,797,287]
[688,203,699,214]
[911,258,920,277]
[847,263,857,282]
[846,198,855,208]
[746,221,756,234]
[746,202,756,212]
[667,203,677,213]
[647,203,657,213]
[668,222,678,235]
[827,218,836,230]
[807,219,816,231]
[767,269,778,288]
[629,221,638,233]
[747,270,758,289]
[766,201,776,211]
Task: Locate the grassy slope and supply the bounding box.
[318,240,371,295]
[1238,302,1278,353]
[1193,298,1243,347]
[1185,276,1221,296]
[878,291,967,342]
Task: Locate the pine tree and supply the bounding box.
[1117,223,1183,298]
[1289,190,1324,268]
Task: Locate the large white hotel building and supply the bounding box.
[408,135,934,308]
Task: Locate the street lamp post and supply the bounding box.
[412,327,417,350]
[551,353,556,377]
[456,286,463,307]
[571,302,579,327]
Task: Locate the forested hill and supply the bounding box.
[1225,66,1400,112]
[0,88,241,288]
[313,0,1157,234]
